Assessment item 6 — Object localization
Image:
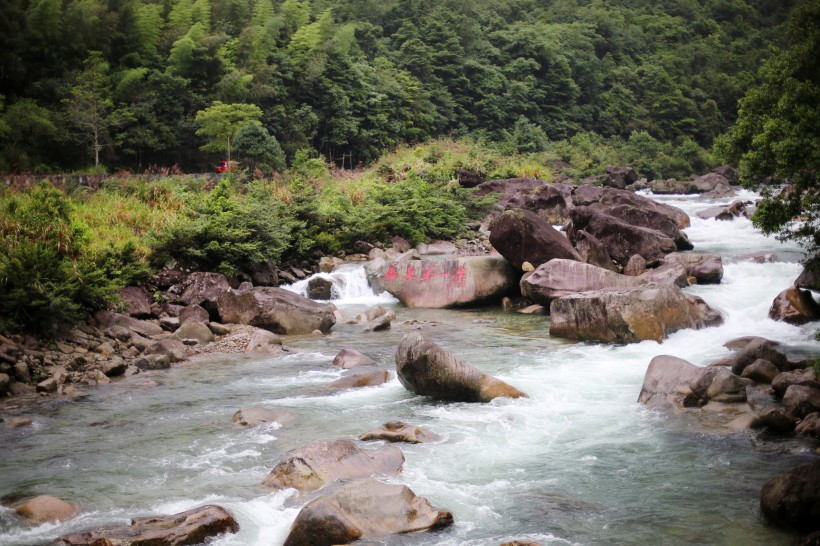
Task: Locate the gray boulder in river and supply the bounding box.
[217,287,336,335]
[283,479,453,546]
[550,284,723,343]
[379,255,517,308]
[395,332,527,402]
[262,439,404,493]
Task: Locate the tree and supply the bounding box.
[715,1,820,261]
[233,122,286,172]
[194,101,262,162]
[63,51,130,169]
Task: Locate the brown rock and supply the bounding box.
[740,359,780,384]
[262,439,404,493]
[245,328,283,353]
[489,209,581,271]
[308,276,334,300]
[95,311,163,338]
[796,412,820,438]
[520,259,642,305]
[769,287,820,325]
[283,479,453,546]
[624,254,646,276]
[54,505,239,545]
[15,495,78,524]
[575,230,616,271]
[783,385,820,419]
[120,286,153,318]
[6,417,33,428]
[217,287,336,335]
[232,407,296,427]
[363,310,396,332]
[326,367,389,389]
[332,348,376,369]
[639,355,745,409]
[661,253,723,284]
[179,304,209,325]
[396,333,526,402]
[358,421,442,444]
[760,460,820,532]
[180,272,231,310]
[381,256,517,309]
[174,321,215,345]
[731,338,788,376]
[144,338,190,362]
[550,285,722,343]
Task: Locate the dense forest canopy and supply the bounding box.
[0,0,798,173]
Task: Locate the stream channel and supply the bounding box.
[1,190,818,545]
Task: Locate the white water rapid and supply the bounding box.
[0,190,817,546]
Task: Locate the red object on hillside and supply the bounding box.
[215,160,238,173]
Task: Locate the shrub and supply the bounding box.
[0,184,117,335]
[150,177,293,276]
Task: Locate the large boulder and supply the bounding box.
[14,495,78,524]
[587,202,692,251]
[395,333,526,402]
[602,166,639,189]
[795,265,820,291]
[520,259,643,305]
[179,272,231,316]
[262,439,404,493]
[760,460,820,532]
[574,230,616,271]
[54,505,239,546]
[217,287,336,335]
[94,311,163,338]
[550,284,723,343]
[567,206,677,266]
[358,421,442,444]
[769,287,820,325]
[661,253,723,284]
[380,256,517,308]
[283,479,453,546]
[489,209,581,271]
[119,286,153,318]
[638,355,746,409]
[174,321,214,345]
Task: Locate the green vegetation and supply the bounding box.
[716,1,820,264]
[0,0,798,174]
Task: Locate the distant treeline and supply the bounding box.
[0,0,797,173]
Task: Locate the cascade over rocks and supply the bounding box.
[550,284,722,343]
[395,333,527,402]
[380,255,517,308]
[567,206,677,266]
[638,355,746,409]
[489,209,581,270]
[262,439,404,493]
[54,505,239,546]
[283,479,453,546]
[217,287,336,335]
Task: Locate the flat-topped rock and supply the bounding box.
[217,287,336,335]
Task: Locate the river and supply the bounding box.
[0,190,817,545]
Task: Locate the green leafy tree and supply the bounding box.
[195,101,262,162]
[716,1,820,260]
[233,122,286,172]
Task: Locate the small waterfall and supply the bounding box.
[284,263,398,305]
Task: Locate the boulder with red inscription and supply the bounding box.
[380,256,517,308]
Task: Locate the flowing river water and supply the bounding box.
[1,190,818,546]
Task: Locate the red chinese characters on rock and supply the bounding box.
[383,264,467,286]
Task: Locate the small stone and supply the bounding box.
[6,417,33,429]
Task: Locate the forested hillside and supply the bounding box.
[0,0,797,173]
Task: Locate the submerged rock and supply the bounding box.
[760,460,820,532]
[54,505,239,546]
[395,333,527,402]
[14,495,78,524]
[283,479,453,546]
[326,367,390,389]
[262,439,404,493]
[232,407,296,427]
[358,421,442,444]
